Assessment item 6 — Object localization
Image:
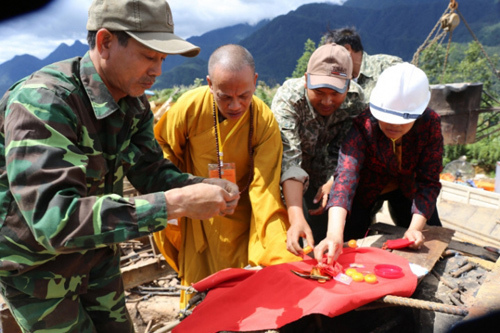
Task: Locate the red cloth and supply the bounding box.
[174,247,417,333]
[384,238,415,249]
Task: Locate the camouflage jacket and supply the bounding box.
[344,52,403,110]
[0,52,201,298]
[271,78,365,192]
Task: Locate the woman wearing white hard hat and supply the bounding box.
[314,62,444,263]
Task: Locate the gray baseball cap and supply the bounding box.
[87,0,200,57]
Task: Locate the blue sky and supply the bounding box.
[0,0,344,64]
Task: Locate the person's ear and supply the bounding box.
[207,75,214,94]
[96,29,113,59]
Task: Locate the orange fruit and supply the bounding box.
[348,239,358,248]
[364,273,378,284]
[302,245,313,255]
[345,268,357,277]
[352,272,365,282]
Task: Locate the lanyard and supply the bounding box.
[212,100,254,194]
[214,102,248,166]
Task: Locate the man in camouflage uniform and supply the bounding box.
[322,27,403,110]
[272,43,362,256]
[0,0,239,332]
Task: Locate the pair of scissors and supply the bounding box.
[290,269,331,281]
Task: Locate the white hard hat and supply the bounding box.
[369,62,430,125]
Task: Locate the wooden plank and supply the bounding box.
[369,223,454,276]
[372,222,499,261]
[438,201,500,248]
[448,240,499,262]
[439,180,500,210]
[121,257,175,290]
[469,257,500,315]
[393,226,454,275]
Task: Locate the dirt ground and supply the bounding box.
[120,237,183,333]
[126,277,182,333]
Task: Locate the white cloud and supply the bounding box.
[168,0,342,38]
[0,0,345,64]
[0,0,93,63]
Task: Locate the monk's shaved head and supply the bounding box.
[208,44,255,77]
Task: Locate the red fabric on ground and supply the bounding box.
[174,247,417,333]
[384,238,415,249]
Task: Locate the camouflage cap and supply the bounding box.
[306,43,352,93]
[86,0,200,57]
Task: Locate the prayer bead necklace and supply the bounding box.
[212,101,254,194]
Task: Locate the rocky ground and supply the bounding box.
[120,238,183,333]
[126,285,181,332]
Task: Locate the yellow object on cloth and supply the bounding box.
[153,86,301,307]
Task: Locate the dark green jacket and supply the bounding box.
[0,52,201,298]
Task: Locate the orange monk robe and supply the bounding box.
[153,86,301,305]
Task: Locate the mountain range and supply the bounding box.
[1,0,499,94]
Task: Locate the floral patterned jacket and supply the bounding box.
[326,108,444,220]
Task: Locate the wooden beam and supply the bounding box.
[469,257,500,316]
[121,257,175,290]
[448,240,499,262]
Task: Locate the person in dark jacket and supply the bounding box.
[314,62,443,263]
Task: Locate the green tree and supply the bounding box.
[418,43,456,84]
[419,42,499,107]
[290,39,316,79]
[255,81,280,107]
[420,42,500,174]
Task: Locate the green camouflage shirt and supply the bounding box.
[271,78,365,192]
[0,52,201,298]
[346,52,403,107]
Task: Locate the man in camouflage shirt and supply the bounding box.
[322,26,403,220]
[0,0,239,332]
[322,27,403,110]
[272,43,363,256]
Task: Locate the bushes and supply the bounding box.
[443,138,500,176]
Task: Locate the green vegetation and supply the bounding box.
[443,138,500,176]
[420,42,500,174]
[290,39,316,79]
[255,81,280,107]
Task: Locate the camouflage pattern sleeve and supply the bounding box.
[357,52,403,103]
[271,78,309,186]
[123,96,203,193]
[0,55,196,258]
